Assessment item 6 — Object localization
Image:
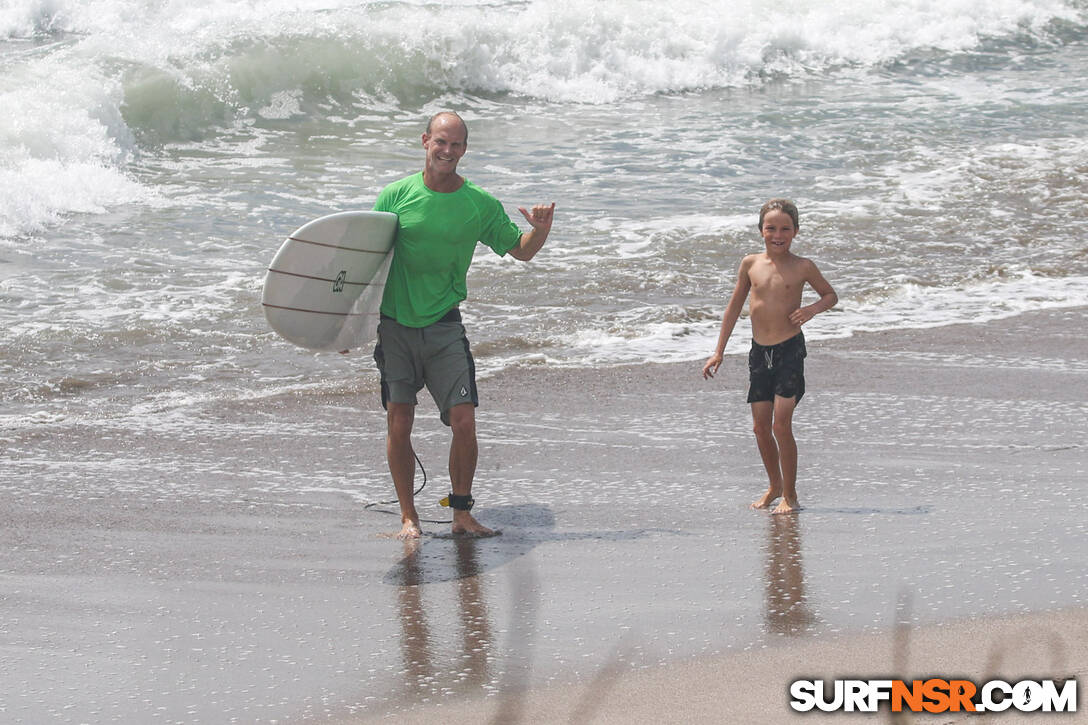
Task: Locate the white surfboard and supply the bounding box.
[262,210,398,352]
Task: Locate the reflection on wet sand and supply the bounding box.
[393,538,493,698]
[380,505,673,718]
[763,515,818,636]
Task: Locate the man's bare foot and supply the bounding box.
[397,518,423,540]
[751,488,782,510]
[771,497,802,515]
[451,511,500,538]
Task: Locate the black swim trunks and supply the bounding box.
[747,332,806,404]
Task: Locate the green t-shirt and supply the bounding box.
[373,172,522,327]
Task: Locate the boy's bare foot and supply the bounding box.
[771,498,802,515]
[451,510,500,538]
[751,488,782,510]
[397,518,423,540]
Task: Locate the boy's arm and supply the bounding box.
[702,257,752,379]
[788,260,838,327]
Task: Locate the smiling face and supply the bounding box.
[422,113,468,191]
[759,208,798,255]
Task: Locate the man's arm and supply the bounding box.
[508,203,556,261]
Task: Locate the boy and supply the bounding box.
[701,199,837,514]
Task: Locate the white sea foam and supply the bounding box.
[0,55,149,237]
[2,0,1082,237]
[472,270,1088,372]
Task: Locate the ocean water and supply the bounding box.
[2,0,1087,431]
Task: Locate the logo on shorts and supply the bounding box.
[332,270,347,293]
[460,386,468,397]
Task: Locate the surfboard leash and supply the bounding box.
[362,451,454,524]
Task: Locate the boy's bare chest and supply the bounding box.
[749,262,803,299]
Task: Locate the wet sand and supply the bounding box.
[346,307,1088,722]
[352,606,1088,724]
[2,308,1086,722]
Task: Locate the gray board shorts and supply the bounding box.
[373,308,478,426]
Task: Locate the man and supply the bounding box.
[373,111,555,539]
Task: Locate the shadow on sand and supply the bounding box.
[383,502,679,586]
